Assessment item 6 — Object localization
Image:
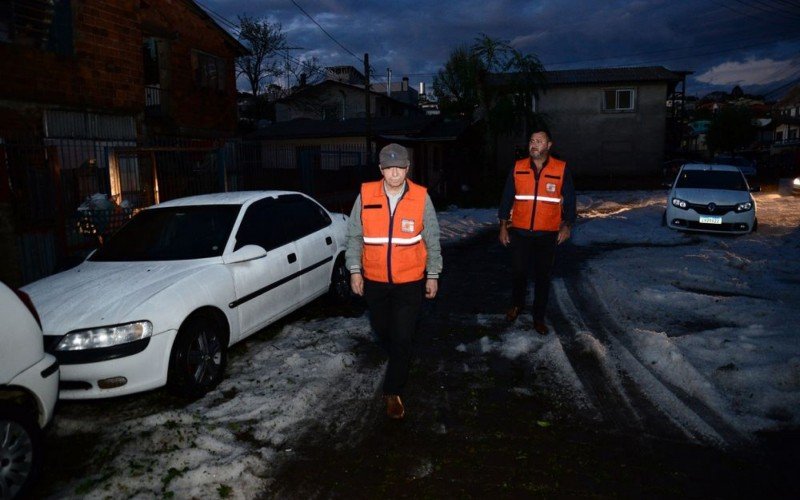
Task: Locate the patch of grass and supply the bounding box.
[161,466,189,492]
[218,484,233,498]
[74,471,114,495]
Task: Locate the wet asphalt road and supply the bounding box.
[269,230,799,499]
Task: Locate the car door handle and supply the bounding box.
[325,236,332,245]
[287,253,297,264]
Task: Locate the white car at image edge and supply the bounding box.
[665,163,757,234]
[22,191,350,400]
[1,282,59,499]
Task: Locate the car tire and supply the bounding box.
[327,255,352,306]
[0,403,43,500]
[167,313,227,399]
[752,218,758,232]
[661,210,667,227]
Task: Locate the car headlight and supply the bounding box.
[793,177,800,187]
[56,321,153,351]
[735,201,753,212]
[671,197,688,209]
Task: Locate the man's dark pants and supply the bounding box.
[363,278,424,396]
[510,229,558,322]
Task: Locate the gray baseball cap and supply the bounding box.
[379,143,410,168]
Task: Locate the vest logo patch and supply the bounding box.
[546,182,557,193]
[401,218,415,233]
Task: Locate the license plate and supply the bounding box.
[699,216,722,224]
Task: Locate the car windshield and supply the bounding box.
[675,170,748,191]
[90,205,240,261]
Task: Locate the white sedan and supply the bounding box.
[665,163,757,234]
[1,282,59,498]
[23,191,350,400]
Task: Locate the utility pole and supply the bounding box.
[364,53,372,167]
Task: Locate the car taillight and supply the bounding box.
[15,289,43,330]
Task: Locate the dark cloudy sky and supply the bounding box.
[200,0,800,99]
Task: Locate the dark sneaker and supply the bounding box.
[385,394,405,419]
[533,320,549,335]
[506,306,522,322]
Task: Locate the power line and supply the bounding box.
[761,69,800,98]
[731,0,800,20]
[193,0,241,33]
[289,0,363,64]
[546,32,800,67]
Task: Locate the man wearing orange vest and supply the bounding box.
[498,127,576,335]
[345,143,442,420]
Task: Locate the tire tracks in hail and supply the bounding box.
[550,246,749,448]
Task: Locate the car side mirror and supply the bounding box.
[223,244,267,264]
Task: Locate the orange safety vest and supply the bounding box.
[510,157,567,232]
[360,180,427,284]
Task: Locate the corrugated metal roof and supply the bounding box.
[489,66,688,87]
[44,110,136,140]
[543,66,687,85]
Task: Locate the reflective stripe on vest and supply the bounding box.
[514,195,562,203]
[363,234,423,245]
[360,180,427,283]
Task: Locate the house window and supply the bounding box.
[191,50,226,91]
[603,88,635,111]
[144,38,169,116]
[0,0,72,54]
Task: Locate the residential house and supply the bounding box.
[245,115,470,209]
[325,65,366,86]
[371,76,420,107]
[489,67,687,181]
[274,78,422,122]
[536,67,687,179]
[771,84,800,175]
[0,0,247,284]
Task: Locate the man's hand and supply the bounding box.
[350,273,364,296]
[557,224,571,244]
[499,221,510,246]
[425,278,438,299]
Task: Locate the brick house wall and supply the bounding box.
[0,0,246,138]
[0,0,247,285]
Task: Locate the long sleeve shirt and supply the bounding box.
[497,157,577,231]
[345,184,443,279]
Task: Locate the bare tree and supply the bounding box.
[283,55,326,89]
[236,15,287,96]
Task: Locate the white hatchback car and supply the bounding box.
[1,282,59,499]
[23,191,349,400]
[665,163,757,234]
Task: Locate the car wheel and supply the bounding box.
[327,255,352,306]
[661,210,667,227]
[752,218,758,232]
[0,403,42,500]
[167,313,227,399]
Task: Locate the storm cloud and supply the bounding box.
[204,0,800,97]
